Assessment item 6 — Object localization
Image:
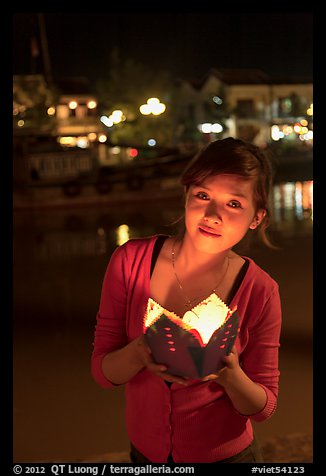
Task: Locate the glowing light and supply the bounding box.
[151,103,166,115]
[140,98,166,115]
[59,136,76,146]
[144,293,236,346]
[282,125,293,135]
[110,110,125,124]
[283,182,295,209]
[87,100,97,109]
[183,298,230,344]
[211,123,223,133]
[128,148,138,158]
[17,120,24,127]
[76,137,88,148]
[200,123,223,133]
[116,224,130,246]
[98,134,107,143]
[139,104,151,115]
[307,104,313,116]
[201,123,213,133]
[100,115,114,127]
[309,182,313,221]
[148,139,156,146]
[148,97,160,105]
[294,182,303,219]
[271,125,281,141]
[47,106,56,116]
[101,111,126,126]
[88,133,97,141]
[213,96,223,105]
[68,101,78,109]
[302,181,313,211]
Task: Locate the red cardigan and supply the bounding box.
[91,235,282,463]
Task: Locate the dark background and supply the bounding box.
[13,12,313,83]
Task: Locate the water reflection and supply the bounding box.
[36,227,107,260]
[14,180,312,263]
[272,180,313,234]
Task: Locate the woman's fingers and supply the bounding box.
[146,361,188,385]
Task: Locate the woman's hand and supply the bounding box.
[201,344,268,415]
[201,345,241,385]
[133,335,188,386]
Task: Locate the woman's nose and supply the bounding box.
[203,201,222,224]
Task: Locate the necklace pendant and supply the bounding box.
[171,238,230,311]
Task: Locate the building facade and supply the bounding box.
[13,70,313,192]
[173,68,313,148]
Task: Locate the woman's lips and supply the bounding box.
[198,225,221,238]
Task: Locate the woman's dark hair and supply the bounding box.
[179,137,275,248]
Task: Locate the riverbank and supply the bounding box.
[13,153,313,211]
[13,177,183,210]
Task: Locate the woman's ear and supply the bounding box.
[249,209,266,229]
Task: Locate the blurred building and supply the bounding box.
[13,70,313,198]
[54,77,101,140]
[13,69,313,150]
[13,75,104,193]
[174,68,313,147]
[13,75,102,145]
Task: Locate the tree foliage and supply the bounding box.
[13,76,59,131]
[94,48,175,146]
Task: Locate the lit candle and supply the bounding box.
[143,293,239,378]
[183,294,233,345]
[144,293,236,347]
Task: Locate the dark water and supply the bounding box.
[13,181,313,462]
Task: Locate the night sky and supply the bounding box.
[13,12,313,85]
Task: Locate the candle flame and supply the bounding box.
[144,293,236,345]
[183,294,232,344]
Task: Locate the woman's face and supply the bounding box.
[184,174,265,254]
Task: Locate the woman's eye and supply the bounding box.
[228,200,242,208]
[195,192,209,200]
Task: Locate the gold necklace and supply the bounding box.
[171,239,230,309]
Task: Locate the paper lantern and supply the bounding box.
[143,293,239,379]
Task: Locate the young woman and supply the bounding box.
[91,137,282,463]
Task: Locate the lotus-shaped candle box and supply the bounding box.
[143,293,239,378]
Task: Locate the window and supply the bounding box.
[278,97,292,116]
[236,99,255,118]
